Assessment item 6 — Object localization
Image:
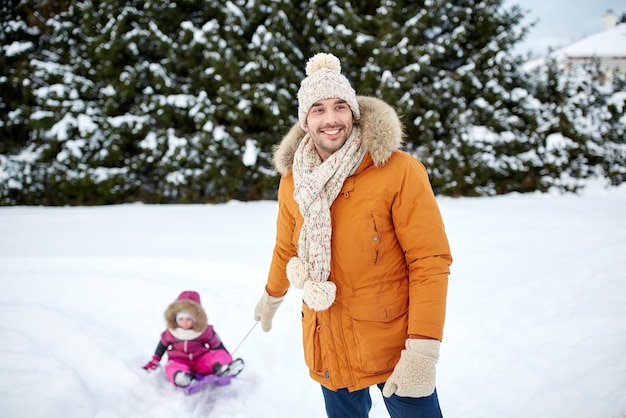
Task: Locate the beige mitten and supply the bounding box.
[382,339,440,398]
[253,290,285,332]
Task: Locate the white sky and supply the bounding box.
[510,0,625,55]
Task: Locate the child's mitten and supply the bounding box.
[142,355,161,371]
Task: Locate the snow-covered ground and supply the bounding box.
[1,182,625,417]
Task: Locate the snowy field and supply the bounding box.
[1,182,625,418]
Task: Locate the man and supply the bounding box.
[254,53,452,418]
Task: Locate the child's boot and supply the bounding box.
[174,371,195,387]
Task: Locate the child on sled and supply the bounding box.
[142,290,243,388]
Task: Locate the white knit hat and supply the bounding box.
[176,311,195,323]
[297,53,360,130]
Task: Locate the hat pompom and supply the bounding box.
[303,280,336,311]
[305,53,341,76]
[286,256,309,289]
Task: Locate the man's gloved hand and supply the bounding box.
[253,290,285,332]
[382,339,440,398]
[141,355,161,371]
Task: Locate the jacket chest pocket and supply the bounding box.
[358,211,388,265]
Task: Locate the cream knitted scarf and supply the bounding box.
[286,127,364,311]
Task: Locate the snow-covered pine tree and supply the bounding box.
[0,0,73,204]
[1,0,623,205]
[346,0,540,195]
[1,0,268,204]
[234,0,305,199]
[525,57,626,191]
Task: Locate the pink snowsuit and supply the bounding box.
[150,290,233,385]
[160,325,232,383]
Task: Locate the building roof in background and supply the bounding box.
[524,10,626,71]
[552,22,626,59]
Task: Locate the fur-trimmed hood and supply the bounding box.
[272,96,405,175]
[164,290,208,333]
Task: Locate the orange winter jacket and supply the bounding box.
[265,96,452,392]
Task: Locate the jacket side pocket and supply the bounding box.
[349,295,408,373]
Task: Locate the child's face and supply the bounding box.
[176,317,194,330]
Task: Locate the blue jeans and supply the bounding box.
[321,384,442,418]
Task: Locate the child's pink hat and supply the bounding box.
[177,290,201,305]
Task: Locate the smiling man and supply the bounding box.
[254,53,453,418]
[305,98,354,160]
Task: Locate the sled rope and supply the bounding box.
[231,321,259,356]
